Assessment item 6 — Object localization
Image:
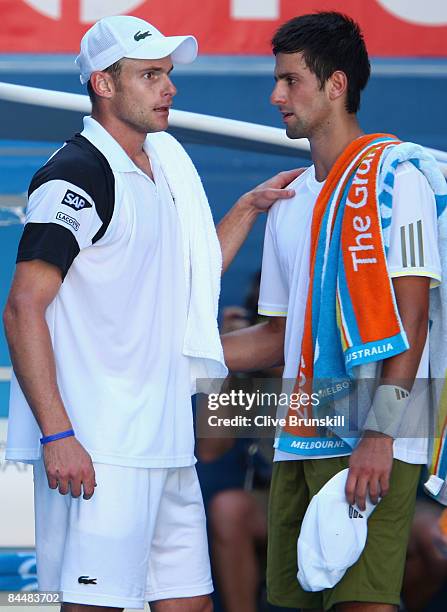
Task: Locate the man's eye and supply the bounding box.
[144,72,154,79]
[287,78,297,85]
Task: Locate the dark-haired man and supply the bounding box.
[223,11,441,612]
[3,14,299,612]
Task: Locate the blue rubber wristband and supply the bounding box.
[40,429,75,445]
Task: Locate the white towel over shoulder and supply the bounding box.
[148,131,228,393]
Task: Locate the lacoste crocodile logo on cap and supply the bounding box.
[134,30,152,41]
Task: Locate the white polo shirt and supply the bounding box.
[6,117,196,468]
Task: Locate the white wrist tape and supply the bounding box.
[363,384,411,438]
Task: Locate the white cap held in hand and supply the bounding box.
[297,468,379,591]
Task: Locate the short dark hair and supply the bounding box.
[86,59,124,105]
[272,12,370,114]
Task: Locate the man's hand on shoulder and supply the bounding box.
[238,168,306,213]
[345,432,393,511]
[217,168,306,273]
[43,436,96,500]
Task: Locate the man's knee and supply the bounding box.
[209,489,256,541]
[188,596,213,612]
[198,597,213,612]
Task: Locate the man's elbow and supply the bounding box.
[3,296,17,339]
[393,276,430,334]
[267,317,286,365]
[402,304,429,336]
[3,293,43,341]
[3,296,23,342]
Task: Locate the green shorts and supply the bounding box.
[267,456,421,610]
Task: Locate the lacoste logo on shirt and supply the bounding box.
[134,30,152,41]
[56,211,79,232]
[62,189,92,211]
[348,505,363,519]
[78,576,97,585]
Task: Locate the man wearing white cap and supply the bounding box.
[3,15,299,612]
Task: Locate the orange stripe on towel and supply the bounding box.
[341,144,402,343]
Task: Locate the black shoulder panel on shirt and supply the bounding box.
[17,223,80,280]
[28,134,115,243]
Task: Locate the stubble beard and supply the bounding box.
[114,92,167,135]
[285,116,308,140]
[122,107,166,135]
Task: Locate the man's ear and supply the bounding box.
[327,70,348,103]
[89,71,115,100]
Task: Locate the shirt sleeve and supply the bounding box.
[17,179,103,279]
[258,207,289,316]
[386,161,441,287]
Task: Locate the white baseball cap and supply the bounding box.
[297,469,379,592]
[76,15,198,84]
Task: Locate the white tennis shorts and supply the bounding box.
[33,460,213,608]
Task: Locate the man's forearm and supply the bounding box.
[222,318,285,372]
[362,276,430,438]
[217,194,259,274]
[4,306,71,436]
[362,314,428,439]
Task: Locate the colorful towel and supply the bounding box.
[278,136,447,504]
[279,134,404,445]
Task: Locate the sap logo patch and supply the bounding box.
[62,190,92,211]
[56,211,80,232]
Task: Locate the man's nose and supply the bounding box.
[164,76,177,97]
[270,81,285,106]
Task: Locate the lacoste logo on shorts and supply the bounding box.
[78,576,97,585]
[348,505,363,519]
[134,30,152,41]
[56,211,80,231]
[61,189,92,211]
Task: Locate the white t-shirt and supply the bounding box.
[6,117,195,468]
[258,162,441,464]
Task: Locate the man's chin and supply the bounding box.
[142,120,169,134]
[286,126,305,140]
[147,126,168,134]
